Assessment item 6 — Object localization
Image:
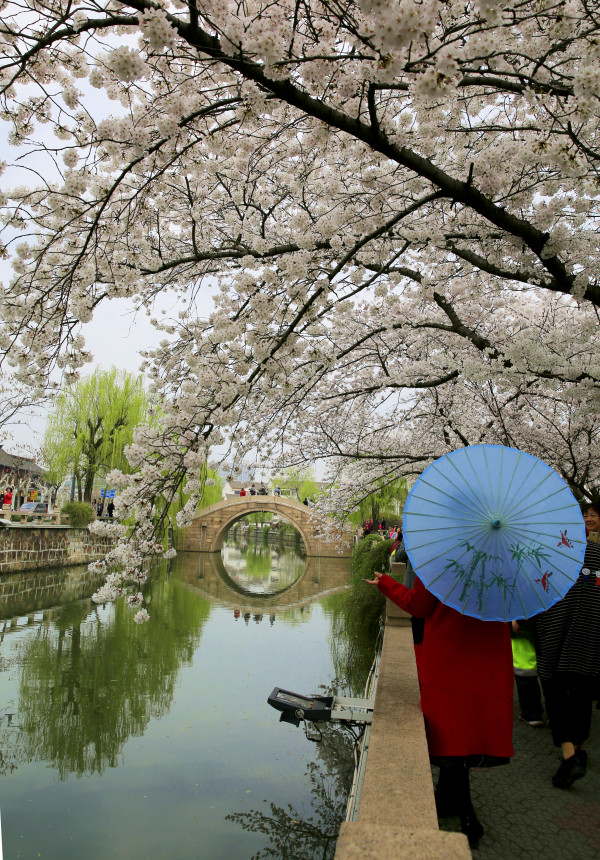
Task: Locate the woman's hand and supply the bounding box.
[365,571,384,586]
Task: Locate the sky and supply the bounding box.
[0,274,201,452]
[2,282,218,454]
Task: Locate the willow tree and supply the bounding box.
[277,467,320,502]
[43,368,149,502]
[350,475,409,528]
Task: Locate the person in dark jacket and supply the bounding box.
[533,502,600,788]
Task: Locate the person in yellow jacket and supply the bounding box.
[512,620,545,727]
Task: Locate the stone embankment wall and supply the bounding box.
[0,525,113,574]
[0,565,106,619]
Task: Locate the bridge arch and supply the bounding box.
[183,496,351,557]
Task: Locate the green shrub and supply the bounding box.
[353,537,393,580]
[61,501,96,528]
[325,538,396,693]
[340,538,395,640]
[350,538,397,628]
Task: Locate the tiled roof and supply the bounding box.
[0,447,43,475]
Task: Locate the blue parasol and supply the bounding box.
[402,445,586,621]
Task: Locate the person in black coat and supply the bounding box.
[533,502,600,788]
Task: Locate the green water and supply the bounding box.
[0,537,366,859]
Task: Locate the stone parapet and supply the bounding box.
[336,823,471,859]
[0,524,113,574]
[334,600,471,860]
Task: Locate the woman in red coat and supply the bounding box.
[367,571,514,847]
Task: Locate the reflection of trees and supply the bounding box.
[243,544,273,579]
[0,715,31,776]
[321,588,380,698]
[221,532,306,592]
[17,561,210,779]
[227,724,354,860]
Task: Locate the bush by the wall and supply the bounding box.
[61,501,96,528]
[325,537,397,693]
[350,537,397,629]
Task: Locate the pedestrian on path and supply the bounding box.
[366,571,513,848]
[533,502,600,789]
[511,620,545,727]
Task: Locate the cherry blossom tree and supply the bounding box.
[0,0,599,607]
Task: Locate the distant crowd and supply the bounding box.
[238,483,272,497]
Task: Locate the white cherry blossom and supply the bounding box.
[0,0,599,619]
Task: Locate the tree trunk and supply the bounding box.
[83,467,95,503]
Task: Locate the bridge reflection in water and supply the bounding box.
[179,543,352,617]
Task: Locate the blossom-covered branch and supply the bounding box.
[0,0,598,614]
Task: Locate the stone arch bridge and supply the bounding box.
[183,496,352,557]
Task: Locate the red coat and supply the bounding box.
[377,574,514,758]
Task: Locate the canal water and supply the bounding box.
[0,525,371,859]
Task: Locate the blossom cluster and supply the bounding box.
[0,0,599,619]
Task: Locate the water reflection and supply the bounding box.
[13,563,210,779]
[227,723,354,860]
[0,550,376,860]
[220,521,306,594]
[0,564,105,620]
[184,550,351,615]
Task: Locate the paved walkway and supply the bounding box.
[436,692,600,857]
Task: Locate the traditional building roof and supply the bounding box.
[0,447,43,476]
[227,479,251,490]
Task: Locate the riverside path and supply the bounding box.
[439,692,600,858]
